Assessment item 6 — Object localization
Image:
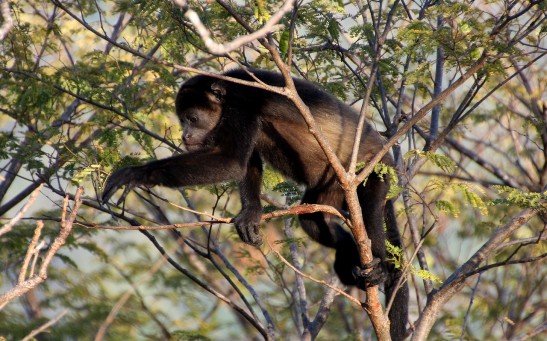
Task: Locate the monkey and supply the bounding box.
[102,68,409,340]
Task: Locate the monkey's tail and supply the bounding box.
[384,199,409,341]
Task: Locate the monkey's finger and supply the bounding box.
[115,182,134,206]
[361,258,381,270]
[101,175,124,205]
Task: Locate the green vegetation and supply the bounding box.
[0,1,545,340]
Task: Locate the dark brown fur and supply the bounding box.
[102,69,408,340]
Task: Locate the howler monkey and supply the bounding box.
[102,69,408,340]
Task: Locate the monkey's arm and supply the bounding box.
[101,151,247,204]
[232,151,263,246]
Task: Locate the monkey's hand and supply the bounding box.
[232,207,263,246]
[353,258,387,289]
[101,166,143,205]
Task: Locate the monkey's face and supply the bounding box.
[176,84,223,152]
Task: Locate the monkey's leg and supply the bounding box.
[233,151,264,246]
[354,172,390,287]
[358,173,409,341]
[298,186,362,286]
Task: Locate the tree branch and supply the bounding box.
[266,238,359,306]
[85,202,350,231]
[0,188,83,310]
[173,0,295,55]
[411,207,539,340]
[0,184,44,236]
[0,0,14,40]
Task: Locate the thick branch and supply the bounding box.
[411,208,538,340]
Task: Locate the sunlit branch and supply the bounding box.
[0,0,14,40]
[173,0,295,54]
[0,188,83,310]
[84,203,351,231]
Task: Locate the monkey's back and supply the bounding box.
[221,69,390,187]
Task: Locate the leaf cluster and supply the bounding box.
[492,186,547,210]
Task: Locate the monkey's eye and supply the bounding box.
[212,89,223,101]
[188,116,198,123]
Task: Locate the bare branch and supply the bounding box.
[138,229,269,338]
[94,256,167,341]
[173,0,295,55]
[509,321,547,341]
[0,0,14,40]
[85,203,350,231]
[0,184,44,236]
[0,188,83,310]
[304,277,340,339]
[356,54,488,185]
[466,253,547,277]
[265,238,360,306]
[411,208,539,340]
[21,310,68,341]
[18,220,44,284]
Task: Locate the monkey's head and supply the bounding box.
[176,76,227,152]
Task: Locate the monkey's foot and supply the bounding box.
[232,209,263,246]
[353,258,386,289]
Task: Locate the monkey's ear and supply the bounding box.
[210,81,226,102]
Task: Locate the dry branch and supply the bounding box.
[0,183,44,236]
[88,203,349,231]
[173,0,295,55]
[0,188,84,310]
[21,310,68,341]
[0,0,14,40]
[266,238,361,306]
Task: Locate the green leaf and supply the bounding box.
[274,237,306,248]
[386,240,442,283]
[253,0,270,24]
[273,181,303,205]
[405,150,456,173]
[361,162,400,199]
[170,330,212,341]
[327,18,341,40]
[492,186,547,210]
[279,30,290,55]
[436,200,460,217]
[413,269,443,283]
[71,164,101,186]
[455,183,488,215]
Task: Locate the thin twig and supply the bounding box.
[21,310,68,341]
[265,238,361,306]
[18,221,44,284]
[138,229,269,338]
[0,183,44,236]
[509,321,547,341]
[85,203,350,231]
[94,256,167,341]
